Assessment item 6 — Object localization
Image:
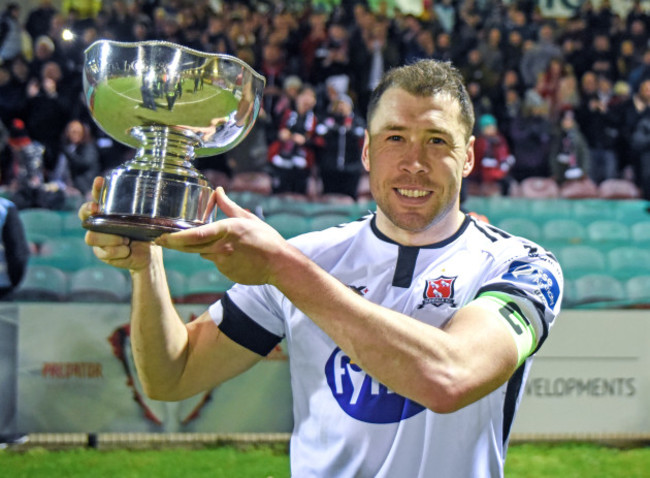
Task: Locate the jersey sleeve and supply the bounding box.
[472,239,564,360]
[208,283,286,356]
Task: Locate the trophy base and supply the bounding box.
[83,214,201,242]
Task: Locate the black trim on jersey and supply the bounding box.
[219,293,283,356]
[470,217,501,242]
[370,214,472,249]
[392,246,420,288]
[475,283,550,354]
[502,363,526,446]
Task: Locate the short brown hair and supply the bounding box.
[366,60,475,141]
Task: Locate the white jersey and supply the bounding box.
[208,214,563,478]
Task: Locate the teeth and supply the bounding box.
[397,188,430,198]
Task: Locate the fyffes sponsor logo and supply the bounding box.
[325,348,425,423]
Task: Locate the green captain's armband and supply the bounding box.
[470,292,537,368]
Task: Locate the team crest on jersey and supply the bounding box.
[417,276,457,309]
[325,348,425,423]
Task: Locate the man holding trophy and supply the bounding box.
[80,41,562,477]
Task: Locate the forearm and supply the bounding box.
[129,247,189,400]
[270,246,470,412]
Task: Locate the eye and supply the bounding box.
[429,137,446,145]
[387,135,403,142]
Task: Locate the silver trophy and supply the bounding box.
[82,40,265,241]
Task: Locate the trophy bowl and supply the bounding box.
[82,39,265,241]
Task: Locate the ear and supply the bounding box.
[361,130,371,172]
[462,136,475,178]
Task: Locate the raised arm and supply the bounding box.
[157,188,521,412]
[79,178,263,401]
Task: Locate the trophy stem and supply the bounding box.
[129,125,202,172]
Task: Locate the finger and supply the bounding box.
[216,187,256,220]
[91,176,104,202]
[93,243,131,261]
[86,231,130,247]
[156,221,224,249]
[78,200,99,221]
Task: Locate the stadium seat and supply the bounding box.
[163,248,213,276]
[587,220,630,246]
[183,269,234,303]
[519,177,560,198]
[572,274,626,306]
[597,179,641,199]
[31,237,97,272]
[541,219,587,249]
[607,247,650,281]
[613,200,650,225]
[61,211,87,238]
[227,190,266,212]
[559,178,599,199]
[310,212,352,231]
[462,196,490,217]
[68,266,131,302]
[13,265,69,302]
[558,245,607,280]
[527,199,574,223]
[496,218,542,242]
[625,275,650,307]
[19,208,64,245]
[483,196,530,223]
[631,221,650,245]
[571,199,617,224]
[265,212,311,238]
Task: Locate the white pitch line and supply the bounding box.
[104,81,223,106]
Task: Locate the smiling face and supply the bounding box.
[362,88,474,245]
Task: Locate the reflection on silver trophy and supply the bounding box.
[82,40,266,241]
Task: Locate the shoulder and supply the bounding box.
[289,214,373,260]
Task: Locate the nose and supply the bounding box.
[399,143,429,174]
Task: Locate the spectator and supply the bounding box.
[0,196,30,301]
[478,27,505,75]
[312,22,352,89]
[502,29,525,72]
[25,0,58,41]
[259,42,292,130]
[616,39,641,82]
[587,34,617,81]
[433,0,456,34]
[509,94,552,181]
[576,73,619,184]
[349,14,400,118]
[54,119,100,198]
[4,119,65,210]
[272,75,303,128]
[0,64,24,126]
[622,78,650,199]
[298,10,328,82]
[549,109,591,185]
[628,48,650,93]
[467,81,493,134]
[0,3,23,63]
[24,61,70,171]
[470,114,515,196]
[268,85,322,195]
[315,94,365,199]
[519,23,562,88]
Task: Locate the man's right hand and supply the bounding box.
[78,176,157,271]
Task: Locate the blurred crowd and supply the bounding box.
[2,0,650,209]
